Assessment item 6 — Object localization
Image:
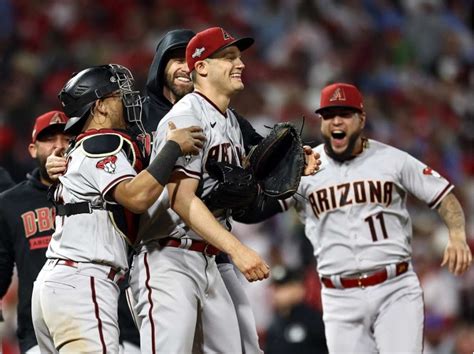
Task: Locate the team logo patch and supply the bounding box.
[97,155,117,174]
[329,87,346,102]
[192,47,205,58]
[221,29,234,41]
[423,167,441,178]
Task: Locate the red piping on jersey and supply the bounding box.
[144,253,156,354]
[90,277,107,354]
[194,92,228,118]
[173,166,201,179]
[428,183,452,208]
[102,174,135,198]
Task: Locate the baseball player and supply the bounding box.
[0,111,70,353]
[285,83,472,353]
[144,28,265,353]
[129,27,270,353]
[31,64,205,353]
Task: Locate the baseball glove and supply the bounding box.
[203,159,258,210]
[247,122,304,199]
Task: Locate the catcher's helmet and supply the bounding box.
[59,64,144,135]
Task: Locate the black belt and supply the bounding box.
[56,202,115,216]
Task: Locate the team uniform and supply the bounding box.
[130,92,250,353]
[31,131,140,353]
[288,139,453,353]
[0,169,55,353]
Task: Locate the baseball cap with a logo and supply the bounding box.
[186,27,254,72]
[315,83,364,114]
[31,110,68,143]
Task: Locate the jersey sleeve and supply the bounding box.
[153,114,205,180]
[80,150,137,200]
[399,152,453,209]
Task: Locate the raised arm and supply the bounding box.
[113,123,205,213]
[167,172,270,282]
[437,192,472,275]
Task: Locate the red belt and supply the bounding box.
[321,262,409,289]
[158,237,221,256]
[55,259,120,282]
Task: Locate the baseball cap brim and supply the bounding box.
[217,37,254,54]
[315,105,363,114]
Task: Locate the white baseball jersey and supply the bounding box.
[47,135,137,271]
[138,92,245,242]
[289,139,453,276]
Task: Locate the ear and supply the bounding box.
[195,60,208,76]
[94,99,107,115]
[359,112,366,129]
[28,142,37,159]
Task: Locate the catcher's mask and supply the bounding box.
[59,64,145,135]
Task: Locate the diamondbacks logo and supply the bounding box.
[423,167,441,178]
[49,112,64,124]
[97,155,117,174]
[192,47,205,58]
[221,29,233,41]
[329,88,346,102]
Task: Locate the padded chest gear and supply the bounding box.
[80,132,138,168]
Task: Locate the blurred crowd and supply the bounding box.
[0,0,472,353]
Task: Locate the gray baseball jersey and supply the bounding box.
[288,139,452,353]
[138,92,245,242]
[47,142,136,270]
[130,92,246,353]
[290,139,452,276]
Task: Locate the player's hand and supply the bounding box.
[46,147,67,180]
[303,146,321,176]
[441,234,472,276]
[167,122,206,156]
[229,244,270,282]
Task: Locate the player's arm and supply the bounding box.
[167,172,270,282]
[113,123,205,213]
[436,192,472,275]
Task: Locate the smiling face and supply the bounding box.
[319,108,366,161]
[205,46,245,95]
[164,48,193,104]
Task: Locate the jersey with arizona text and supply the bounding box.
[0,168,56,352]
[47,133,137,271]
[289,139,453,276]
[138,92,245,242]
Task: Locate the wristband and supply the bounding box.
[146,140,182,185]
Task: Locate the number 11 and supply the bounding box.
[365,212,389,241]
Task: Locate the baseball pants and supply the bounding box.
[32,260,121,353]
[129,246,242,354]
[321,269,424,353]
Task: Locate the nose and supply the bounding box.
[331,115,344,124]
[235,57,245,69]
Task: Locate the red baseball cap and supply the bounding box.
[31,110,68,143]
[315,83,364,114]
[186,27,254,72]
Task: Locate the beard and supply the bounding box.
[165,73,193,102]
[37,156,55,185]
[323,130,362,163]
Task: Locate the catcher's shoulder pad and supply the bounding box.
[80,132,137,167]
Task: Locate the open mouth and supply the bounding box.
[331,130,347,148]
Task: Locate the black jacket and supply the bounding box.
[265,303,328,354]
[0,167,14,192]
[0,169,53,352]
